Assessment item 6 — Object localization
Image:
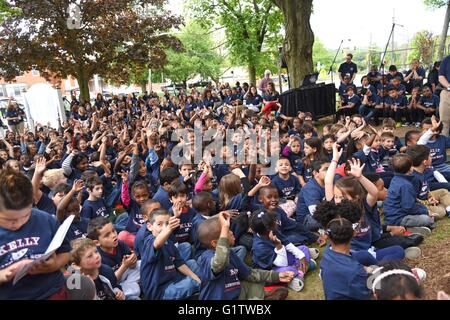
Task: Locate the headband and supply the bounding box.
[372,269,417,293]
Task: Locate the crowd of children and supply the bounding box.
[1,70,450,301]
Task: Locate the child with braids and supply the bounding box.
[250,209,319,292]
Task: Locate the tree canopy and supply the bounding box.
[163,23,223,86]
[0,0,182,102]
[187,0,284,86]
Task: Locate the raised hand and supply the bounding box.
[218,211,231,229]
[332,142,343,162]
[121,171,129,184]
[167,216,180,231]
[348,158,365,178]
[72,179,84,193]
[34,156,47,175]
[268,231,282,247]
[258,175,272,187]
[431,115,442,133]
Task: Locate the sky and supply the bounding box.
[167,0,448,49]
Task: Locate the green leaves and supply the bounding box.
[187,0,283,83]
[424,0,449,9]
[163,22,222,83]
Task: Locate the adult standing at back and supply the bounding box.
[258,70,273,95]
[338,53,358,84]
[438,54,450,135]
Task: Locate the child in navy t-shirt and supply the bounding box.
[70,238,125,300]
[134,200,161,259]
[87,217,141,299]
[81,176,110,220]
[0,171,72,300]
[197,212,294,300]
[140,209,201,300]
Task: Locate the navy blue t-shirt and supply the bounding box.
[152,186,172,211]
[98,240,131,271]
[295,178,324,223]
[338,62,358,79]
[439,55,450,81]
[198,248,251,300]
[418,95,440,109]
[134,225,151,260]
[168,207,195,244]
[271,174,301,200]
[81,198,109,220]
[386,95,407,108]
[125,199,144,234]
[251,235,277,270]
[140,235,185,300]
[350,212,372,252]
[320,246,370,300]
[427,135,450,166]
[0,209,71,299]
[191,214,207,259]
[35,194,56,216]
[66,217,89,243]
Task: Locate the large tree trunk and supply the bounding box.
[140,81,147,94]
[273,0,314,89]
[248,64,256,87]
[438,2,450,61]
[76,67,91,104]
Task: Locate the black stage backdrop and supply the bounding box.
[279,83,336,119]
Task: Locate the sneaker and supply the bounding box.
[264,286,289,300]
[309,259,317,271]
[406,226,432,237]
[411,268,427,284]
[402,122,410,127]
[404,246,422,260]
[309,248,320,260]
[288,277,305,292]
[396,122,402,128]
[415,122,421,128]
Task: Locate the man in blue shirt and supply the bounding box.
[438,54,450,135]
[338,53,358,84]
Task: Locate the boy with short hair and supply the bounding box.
[386,87,410,126]
[87,217,141,299]
[140,209,201,300]
[81,176,109,220]
[379,132,397,172]
[191,192,217,260]
[383,154,436,231]
[197,212,294,300]
[134,199,161,259]
[336,87,361,120]
[153,167,180,210]
[405,145,450,219]
[382,118,405,152]
[168,180,196,245]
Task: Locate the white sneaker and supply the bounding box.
[404,247,422,260]
[415,122,421,127]
[309,248,320,260]
[288,277,305,292]
[412,267,426,284]
[407,227,432,237]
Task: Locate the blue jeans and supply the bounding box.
[352,245,405,266]
[161,259,200,300]
[359,105,376,122]
[114,212,129,233]
[301,214,321,232]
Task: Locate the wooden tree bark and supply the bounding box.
[438,1,450,60]
[273,0,314,89]
[248,64,257,87]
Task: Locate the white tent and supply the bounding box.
[23,83,66,131]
